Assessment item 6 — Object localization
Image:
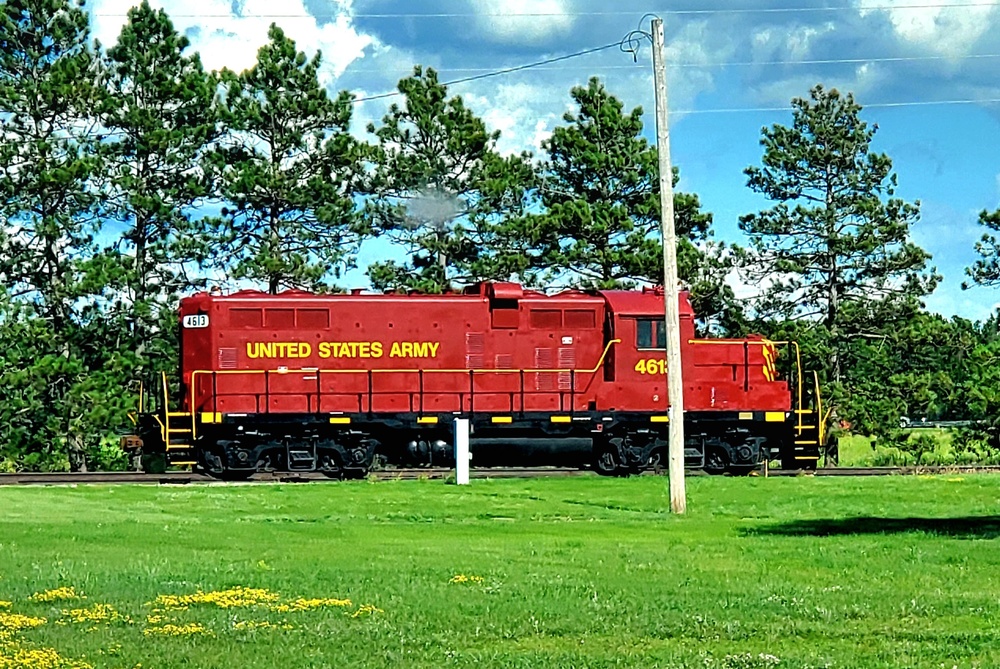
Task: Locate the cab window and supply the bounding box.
[636,318,666,350]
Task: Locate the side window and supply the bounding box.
[636,319,666,350]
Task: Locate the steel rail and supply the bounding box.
[3,466,1000,486]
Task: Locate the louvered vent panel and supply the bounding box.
[558,347,576,390]
[466,332,485,368]
[535,347,555,391]
[218,348,237,370]
[495,354,514,369]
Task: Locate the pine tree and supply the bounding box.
[365,66,536,293]
[208,24,365,294]
[739,85,938,381]
[531,78,730,326]
[100,0,219,372]
[0,0,105,470]
[965,209,1000,288]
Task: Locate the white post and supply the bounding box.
[651,17,687,514]
[454,417,470,485]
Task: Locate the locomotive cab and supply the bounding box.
[597,287,822,474]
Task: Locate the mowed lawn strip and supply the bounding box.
[1,476,999,668]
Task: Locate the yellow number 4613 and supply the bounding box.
[634,358,667,375]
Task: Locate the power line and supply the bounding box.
[93,3,1000,19]
[352,41,625,103]
[673,97,1000,115]
[348,41,1000,106]
[346,52,1000,75]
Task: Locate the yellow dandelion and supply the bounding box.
[270,597,352,613]
[349,604,384,618]
[449,574,484,584]
[0,612,47,632]
[29,587,83,603]
[151,587,279,610]
[0,646,92,669]
[233,620,291,631]
[0,601,11,609]
[143,622,212,637]
[61,603,126,626]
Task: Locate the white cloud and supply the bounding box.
[471,0,574,45]
[855,0,997,57]
[665,20,738,112]
[461,82,563,156]
[750,22,836,62]
[90,0,374,84]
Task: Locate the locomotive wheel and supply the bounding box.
[703,446,728,475]
[593,447,622,476]
[647,448,664,471]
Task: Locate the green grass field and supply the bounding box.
[2,476,1000,669]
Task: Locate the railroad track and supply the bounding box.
[3,465,1000,485]
[0,468,596,486]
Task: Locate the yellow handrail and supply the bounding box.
[161,372,170,444]
[793,341,803,434]
[186,339,622,439]
[814,370,825,446]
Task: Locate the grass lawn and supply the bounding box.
[2,476,1000,668]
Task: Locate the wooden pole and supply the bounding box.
[651,17,687,514]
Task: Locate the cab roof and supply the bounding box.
[599,288,694,317]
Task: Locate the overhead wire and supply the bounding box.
[352,40,626,103]
[94,3,1000,19]
[673,98,1000,115]
[347,39,1000,110]
[346,52,1000,75]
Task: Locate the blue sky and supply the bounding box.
[89,0,1000,320]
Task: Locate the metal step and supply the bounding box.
[287,448,317,471]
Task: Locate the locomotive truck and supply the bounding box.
[126,282,825,478]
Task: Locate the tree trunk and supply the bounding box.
[825,182,840,383]
[68,433,88,472]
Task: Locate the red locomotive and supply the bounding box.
[128,282,824,477]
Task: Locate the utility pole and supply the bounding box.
[651,17,687,514]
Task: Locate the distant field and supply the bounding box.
[2,476,1000,669]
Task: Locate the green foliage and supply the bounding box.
[365,66,536,293]
[530,78,738,329]
[965,209,1000,288]
[99,0,219,378]
[950,427,1000,464]
[0,0,102,320]
[0,0,122,471]
[739,85,938,380]
[208,24,366,294]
